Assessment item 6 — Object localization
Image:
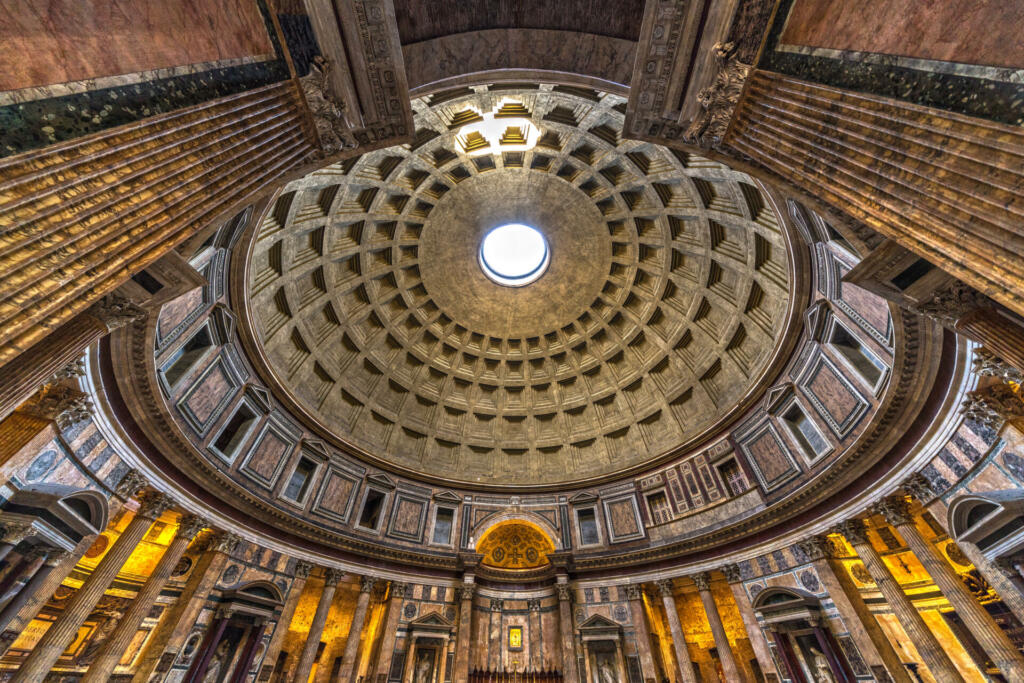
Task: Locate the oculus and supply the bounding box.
[479,223,550,287]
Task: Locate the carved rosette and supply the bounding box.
[88,294,148,332]
[720,563,742,584]
[683,42,752,149]
[323,568,344,586]
[907,280,991,329]
[692,572,712,592]
[902,473,937,503]
[175,514,208,540]
[295,560,315,579]
[655,578,675,598]
[973,347,1024,384]
[115,469,148,499]
[835,518,871,546]
[962,383,1024,428]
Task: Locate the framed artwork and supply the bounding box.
[508,625,523,651]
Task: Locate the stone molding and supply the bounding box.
[962,383,1024,428]
[835,518,871,546]
[0,523,35,545]
[88,294,148,332]
[974,347,1023,383]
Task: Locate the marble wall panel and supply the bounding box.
[240,423,295,487]
[0,0,274,92]
[800,356,869,437]
[387,494,427,542]
[779,0,1024,69]
[738,423,800,491]
[179,357,238,433]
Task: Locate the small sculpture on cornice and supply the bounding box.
[683,42,752,149]
[299,56,359,157]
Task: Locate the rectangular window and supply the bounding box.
[212,403,257,459]
[163,326,213,387]
[358,489,386,530]
[783,405,829,460]
[576,507,600,545]
[829,325,884,386]
[717,459,746,496]
[283,457,316,502]
[646,491,673,525]
[432,507,455,545]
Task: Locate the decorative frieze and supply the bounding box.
[683,42,752,148]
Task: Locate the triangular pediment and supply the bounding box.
[301,439,330,459]
[763,382,795,415]
[244,384,272,413]
[803,300,831,342]
[433,490,462,503]
[579,614,619,630]
[366,472,397,490]
[409,611,453,631]
[569,491,598,504]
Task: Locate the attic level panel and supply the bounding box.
[392,0,645,44]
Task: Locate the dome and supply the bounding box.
[240,86,800,487]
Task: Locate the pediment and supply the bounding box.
[579,614,620,630]
[569,491,598,504]
[366,472,397,490]
[301,439,330,459]
[763,382,795,415]
[433,490,462,504]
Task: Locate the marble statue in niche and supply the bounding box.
[413,648,435,683]
[595,652,619,683]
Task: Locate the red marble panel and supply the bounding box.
[392,498,424,537]
[0,0,274,91]
[840,280,890,339]
[183,363,232,425]
[808,362,862,429]
[780,0,1024,69]
[244,430,291,482]
[317,471,355,516]
[745,428,794,485]
[607,499,639,537]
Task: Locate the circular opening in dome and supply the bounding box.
[479,224,550,287]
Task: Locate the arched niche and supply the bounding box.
[474,519,557,570]
[4,484,109,549]
[948,490,1024,558]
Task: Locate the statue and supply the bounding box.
[299,56,359,156]
[683,42,752,149]
[810,648,835,683]
[597,655,618,683]
[413,649,434,683]
[203,638,233,683]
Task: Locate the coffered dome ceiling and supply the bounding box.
[242,85,800,486]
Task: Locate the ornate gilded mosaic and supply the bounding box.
[476,522,555,570]
[244,84,797,486]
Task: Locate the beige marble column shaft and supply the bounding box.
[83,514,206,682]
[293,568,342,683]
[556,582,579,683]
[373,581,408,682]
[528,598,543,670]
[654,579,697,683]
[453,582,475,683]
[692,573,741,683]
[12,491,171,683]
[836,519,965,682]
[876,496,1024,679]
[336,575,376,683]
[131,531,239,682]
[624,585,657,682]
[0,549,69,634]
[793,537,911,683]
[488,597,502,670]
[719,564,780,682]
[260,561,315,682]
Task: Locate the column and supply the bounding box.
[556,581,579,683]
[0,522,35,564]
[654,579,697,683]
[230,618,267,683]
[488,598,502,670]
[692,573,740,683]
[0,549,68,632]
[624,585,656,682]
[83,513,207,682]
[373,582,408,683]
[187,611,230,681]
[876,495,1024,679]
[720,564,780,682]
[402,637,418,682]
[12,490,172,683]
[528,598,543,671]
[131,531,240,682]
[436,635,451,683]
[0,546,47,599]
[453,582,475,683]
[336,575,376,683]
[0,535,93,657]
[792,536,910,683]
[260,561,315,681]
[835,519,964,682]
[294,568,342,683]
[769,629,806,683]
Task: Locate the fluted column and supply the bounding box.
[336,575,376,683]
[12,490,172,682]
[836,519,964,682]
[876,495,1024,679]
[259,561,314,682]
[83,514,207,682]
[0,549,67,633]
[454,582,475,683]
[373,581,408,682]
[624,585,656,682]
[792,537,910,682]
[131,531,240,682]
[488,598,502,670]
[0,546,47,600]
[692,573,741,682]
[293,568,342,683]
[556,581,579,683]
[0,523,36,564]
[720,564,780,682]
[654,579,697,683]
